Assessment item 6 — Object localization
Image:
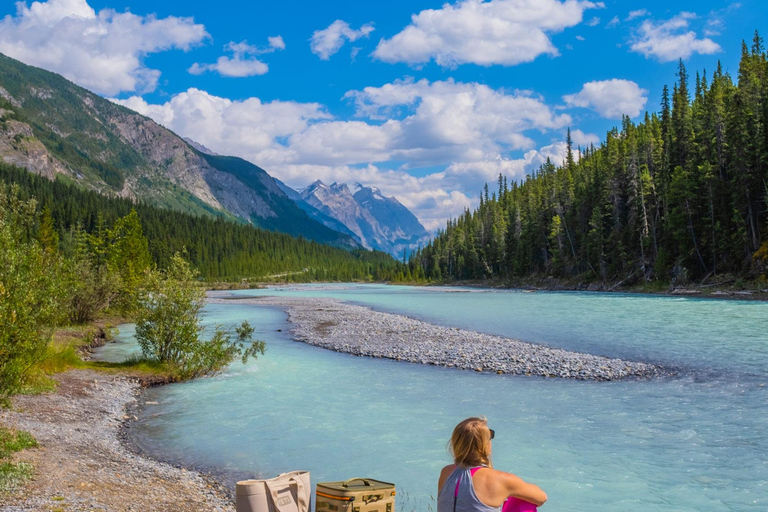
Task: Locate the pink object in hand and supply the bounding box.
[502,497,538,512]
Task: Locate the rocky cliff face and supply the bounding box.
[0,53,357,248]
[352,183,431,257]
[298,180,430,257]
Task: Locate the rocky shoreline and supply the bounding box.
[0,370,233,512]
[210,295,662,381]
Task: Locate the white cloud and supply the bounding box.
[188,37,285,77]
[114,88,331,156]
[115,79,573,230]
[704,3,741,37]
[372,0,603,67]
[626,9,648,21]
[0,0,208,95]
[310,20,374,60]
[570,129,600,147]
[630,12,721,62]
[563,79,648,118]
[586,16,600,27]
[606,16,620,28]
[268,36,285,50]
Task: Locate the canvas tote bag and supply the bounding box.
[236,470,311,512]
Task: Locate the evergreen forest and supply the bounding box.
[409,34,768,286]
[0,162,402,282]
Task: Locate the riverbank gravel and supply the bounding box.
[211,295,661,380]
[0,370,233,512]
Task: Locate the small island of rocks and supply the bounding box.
[209,295,662,381]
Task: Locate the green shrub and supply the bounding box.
[0,185,67,404]
[135,254,265,379]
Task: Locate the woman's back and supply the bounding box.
[437,418,547,511]
[437,465,501,512]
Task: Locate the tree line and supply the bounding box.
[410,33,768,286]
[0,162,403,282]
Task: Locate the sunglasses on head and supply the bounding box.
[489,429,495,440]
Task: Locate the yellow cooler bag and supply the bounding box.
[316,477,396,512]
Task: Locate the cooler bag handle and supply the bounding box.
[342,478,373,487]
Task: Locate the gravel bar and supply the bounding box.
[210,295,662,381]
[0,370,233,512]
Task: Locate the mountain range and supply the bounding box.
[297,180,430,258]
[0,52,429,256]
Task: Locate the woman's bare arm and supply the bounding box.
[498,472,548,507]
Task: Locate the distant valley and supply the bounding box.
[0,53,430,256]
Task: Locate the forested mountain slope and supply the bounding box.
[411,34,768,285]
[0,53,356,247]
[0,162,400,281]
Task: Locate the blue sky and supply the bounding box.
[0,0,762,229]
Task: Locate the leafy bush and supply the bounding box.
[135,254,265,379]
[0,184,67,404]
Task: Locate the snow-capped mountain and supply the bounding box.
[298,180,430,257]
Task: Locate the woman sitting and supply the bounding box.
[437,417,548,512]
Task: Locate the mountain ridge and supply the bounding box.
[0,52,358,248]
[297,179,430,257]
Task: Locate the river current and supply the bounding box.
[96,284,768,511]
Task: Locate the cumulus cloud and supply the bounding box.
[372,0,603,67]
[268,35,286,50]
[563,79,647,118]
[114,88,331,156]
[570,128,600,147]
[0,0,208,95]
[336,78,572,173]
[188,37,285,77]
[310,20,374,60]
[606,16,620,28]
[630,12,721,62]
[586,16,600,27]
[115,79,573,230]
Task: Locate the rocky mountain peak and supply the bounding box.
[296,180,430,257]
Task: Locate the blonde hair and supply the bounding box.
[449,417,493,468]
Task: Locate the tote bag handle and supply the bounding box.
[265,476,309,512]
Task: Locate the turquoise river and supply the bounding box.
[95,284,768,511]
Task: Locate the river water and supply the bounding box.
[97,284,768,511]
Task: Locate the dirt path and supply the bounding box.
[0,370,234,512]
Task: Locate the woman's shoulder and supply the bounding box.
[440,464,458,477]
[438,464,458,495]
[472,467,520,488]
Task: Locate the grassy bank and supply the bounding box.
[21,318,180,396]
[0,317,180,496]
